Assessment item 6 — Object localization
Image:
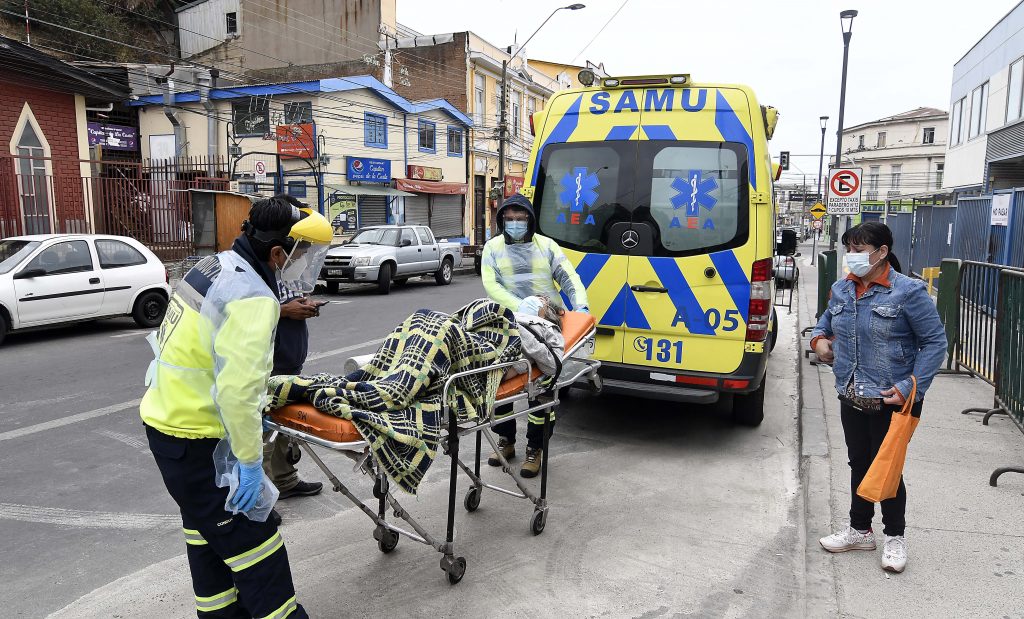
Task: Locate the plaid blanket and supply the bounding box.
[267,299,520,494]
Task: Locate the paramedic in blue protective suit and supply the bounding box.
[140,194,332,618]
[482,193,589,478]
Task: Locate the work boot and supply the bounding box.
[278,480,323,500]
[488,437,515,466]
[520,447,543,478]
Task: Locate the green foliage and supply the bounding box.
[1,0,172,61]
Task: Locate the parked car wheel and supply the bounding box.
[377,263,393,295]
[133,290,168,328]
[326,281,340,295]
[435,258,454,286]
[732,373,766,427]
[0,311,8,346]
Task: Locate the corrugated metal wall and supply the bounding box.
[910,206,957,277]
[1011,191,1024,267]
[179,0,240,58]
[886,212,913,266]
[953,197,993,263]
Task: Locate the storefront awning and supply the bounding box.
[326,184,415,197]
[394,178,469,195]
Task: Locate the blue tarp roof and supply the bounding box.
[128,74,472,126]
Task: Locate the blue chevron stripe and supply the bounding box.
[530,95,583,186]
[641,125,676,140]
[605,125,637,141]
[648,258,715,336]
[709,250,750,320]
[714,91,757,191]
[560,253,610,310]
[599,284,650,329]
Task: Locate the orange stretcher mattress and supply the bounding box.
[270,311,596,441]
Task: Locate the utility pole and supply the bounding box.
[813,115,828,265]
[497,58,508,202]
[830,9,858,267]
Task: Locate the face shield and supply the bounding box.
[278,239,330,294]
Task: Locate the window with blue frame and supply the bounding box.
[364,113,387,148]
[447,127,463,157]
[418,119,436,153]
[287,180,307,198]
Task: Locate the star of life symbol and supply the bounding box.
[559,167,600,212]
[671,170,718,217]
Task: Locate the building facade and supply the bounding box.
[177,0,397,75]
[0,36,127,237]
[132,75,472,239]
[831,107,948,217]
[944,1,1024,193]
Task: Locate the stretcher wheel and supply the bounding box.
[377,529,399,554]
[464,486,481,512]
[285,443,301,465]
[441,556,467,584]
[530,509,547,535]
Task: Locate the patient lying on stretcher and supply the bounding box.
[507,295,564,379]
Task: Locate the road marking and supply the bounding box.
[0,503,179,530]
[306,337,385,362]
[0,399,142,442]
[110,331,150,339]
[94,428,148,450]
[0,338,383,442]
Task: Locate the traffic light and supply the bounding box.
[780,151,790,170]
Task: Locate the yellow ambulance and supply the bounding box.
[522,74,779,426]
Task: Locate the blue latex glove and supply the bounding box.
[518,296,543,316]
[230,461,264,513]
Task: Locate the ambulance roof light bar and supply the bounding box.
[599,75,690,89]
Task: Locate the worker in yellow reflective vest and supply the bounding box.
[141,194,332,618]
[481,193,589,478]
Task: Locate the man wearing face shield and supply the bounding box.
[481,193,589,478]
[140,195,331,618]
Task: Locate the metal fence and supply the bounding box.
[909,206,957,277]
[988,269,1024,485]
[0,155,228,261]
[887,211,913,265]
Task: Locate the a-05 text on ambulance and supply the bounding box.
[522,74,780,426]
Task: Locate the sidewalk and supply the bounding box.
[798,252,1024,617]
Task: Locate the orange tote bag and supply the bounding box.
[857,377,920,503]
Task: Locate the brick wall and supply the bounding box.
[0,76,86,234]
[391,32,469,113]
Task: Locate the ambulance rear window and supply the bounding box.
[534,141,748,256]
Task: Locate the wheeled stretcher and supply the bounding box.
[263,311,601,583]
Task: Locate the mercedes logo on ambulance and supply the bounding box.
[621,229,639,249]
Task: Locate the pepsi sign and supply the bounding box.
[347,156,391,183]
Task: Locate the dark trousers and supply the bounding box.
[146,425,308,618]
[839,400,921,537]
[492,402,555,450]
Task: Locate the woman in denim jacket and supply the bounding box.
[810,222,946,574]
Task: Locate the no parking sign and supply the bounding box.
[826,168,862,215]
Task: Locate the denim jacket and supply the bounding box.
[811,267,947,401]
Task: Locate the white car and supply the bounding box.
[0,234,170,345]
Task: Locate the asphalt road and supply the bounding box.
[0,271,804,618]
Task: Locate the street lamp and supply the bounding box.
[812,115,829,265]
[830,8,858,262]
[496,4,585,206]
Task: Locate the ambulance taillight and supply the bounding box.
[746,258,773,342]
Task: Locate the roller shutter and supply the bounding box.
[430,194,464,239]
[358,195,388,227]
[405,194,430,227]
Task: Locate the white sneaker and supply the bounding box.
[882,535,907,573]
[819,525,876,553]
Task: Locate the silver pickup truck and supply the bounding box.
[320,225,462,295]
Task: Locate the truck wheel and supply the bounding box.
[133,291,167,328]
[732,372,766,427]
[326,281,340,295]
[435,258,454,286]
[376,263,393,295]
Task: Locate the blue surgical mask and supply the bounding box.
[505,220,528,241]
[844,248,880,277]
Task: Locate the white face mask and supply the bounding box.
[844,248,881,277]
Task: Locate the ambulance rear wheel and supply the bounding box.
[769,312,779,353]
[732,373,766,427]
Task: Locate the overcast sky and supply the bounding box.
[397,0,1018,184]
